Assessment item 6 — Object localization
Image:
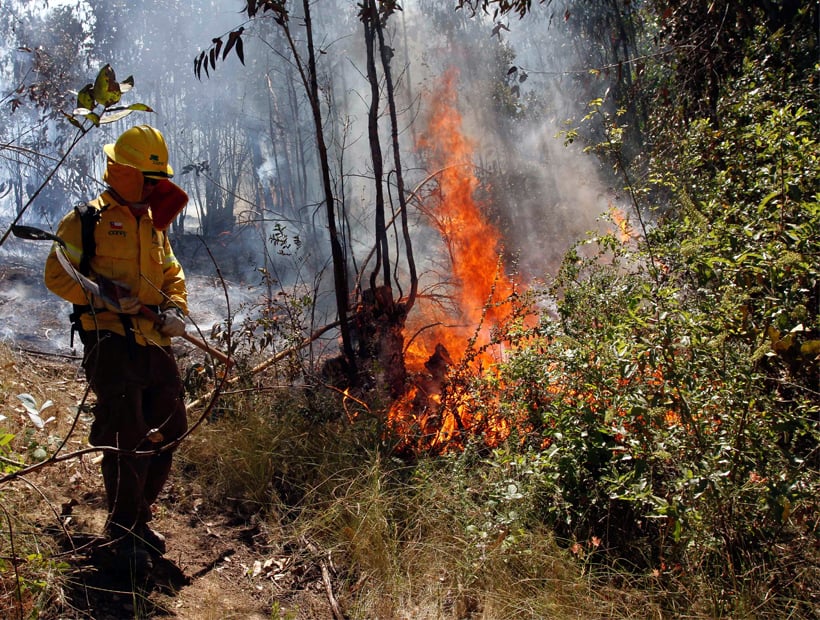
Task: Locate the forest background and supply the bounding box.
[0,0,817,618]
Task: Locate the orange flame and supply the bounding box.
[608,205,640,243]
[409,68,516,368]
[385,71,686,455]
[388,69,520,452]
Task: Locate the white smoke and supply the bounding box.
[1,0,618,353]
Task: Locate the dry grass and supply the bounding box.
[0,345,704,618]
[0,345,94,618]
[179,387,662,619]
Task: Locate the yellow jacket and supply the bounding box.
[44,190,187,347]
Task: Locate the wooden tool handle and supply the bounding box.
[139,306,232,366]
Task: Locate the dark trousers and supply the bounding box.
[82,332,187,532]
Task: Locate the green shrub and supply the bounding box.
[463,31,819,617]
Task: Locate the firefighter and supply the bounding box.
[44,125,189,575]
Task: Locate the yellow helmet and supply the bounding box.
[103,125,174,178]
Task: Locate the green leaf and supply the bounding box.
[76,83,94,110]
[93,64,122,107]
[100,102,154,124]
[756,190,781,215]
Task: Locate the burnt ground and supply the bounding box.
[0,251,341,619]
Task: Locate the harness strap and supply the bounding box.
[74,203,103,277]
[68,200,162,353]
[68,305,162,349]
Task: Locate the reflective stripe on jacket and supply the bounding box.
[44,191,188,347]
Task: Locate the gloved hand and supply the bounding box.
[95,295,141,314]
[158,309,186,337]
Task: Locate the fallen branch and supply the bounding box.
[304,538,344,620]
[0,503,24,620]
[185,318,340,409]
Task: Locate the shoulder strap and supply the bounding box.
[68,202,102,346]
[73,202,102,276]
[68,201,137,352]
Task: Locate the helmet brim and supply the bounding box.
[143,169,174,179]
[103,142,117,161]
[103,143,174,178]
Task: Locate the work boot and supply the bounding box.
[106,524,154,577]
[137,524,167,556]
[125,541,154,577]
[110,534,154,577]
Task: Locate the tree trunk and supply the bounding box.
[375,2,418,313]
[302,0,357,380]
[363,1,391,295]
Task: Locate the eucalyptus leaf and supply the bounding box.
[126,103,154,112]
[77,83,95,110]
[99,108,136,124]
[93,64,122,107]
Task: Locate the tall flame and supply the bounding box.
[408,68,516,369]
[388,69,519,452]
[385,71,671,455]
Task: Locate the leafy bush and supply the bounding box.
[462,29,820,618]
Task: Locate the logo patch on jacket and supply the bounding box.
[110,221,123,230]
